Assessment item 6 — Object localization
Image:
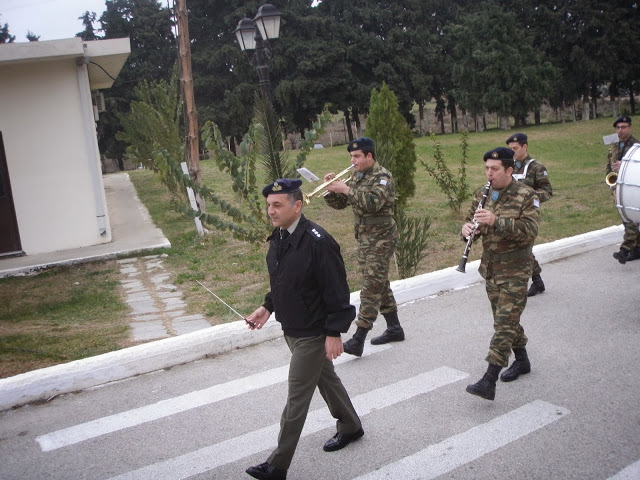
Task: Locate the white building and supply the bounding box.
[0,37,130,257]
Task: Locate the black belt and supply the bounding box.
[355,216,393,225]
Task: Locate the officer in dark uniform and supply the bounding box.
[607,116,640,264]
[245,179,363,480]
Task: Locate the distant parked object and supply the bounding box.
[314,143,325,149]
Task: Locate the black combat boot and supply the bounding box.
[613,248,629,264]
[626,246,640,261]
[500,348,531,382]
[343,326,370,357]
[466,364,502,401]
[370,311,405,345]
[527,275,545,297]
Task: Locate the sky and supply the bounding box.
[1,0,109,42]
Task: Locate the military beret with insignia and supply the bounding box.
[347,137,375,152]
[613,115,632,127]
[506,132,527,145]
[483,147,515,164]
[262,178,303,197]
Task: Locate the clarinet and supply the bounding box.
[456,181,491,273]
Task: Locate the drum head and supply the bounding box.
[616,143,640,224]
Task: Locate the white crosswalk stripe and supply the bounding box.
[36,344,391,452]
[353,399,570,480]
[606,459,640,480]
[105,366,469,480]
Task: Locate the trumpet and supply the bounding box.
[605,171,617,188]
[302,165,354,204]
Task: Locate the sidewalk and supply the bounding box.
[0,221,623,411]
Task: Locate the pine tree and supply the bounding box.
[365,83,416,207]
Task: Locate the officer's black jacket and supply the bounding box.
[263,214,355,337]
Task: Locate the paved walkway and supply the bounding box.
[117,254,211,342]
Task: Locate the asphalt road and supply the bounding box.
[1,244,639,480]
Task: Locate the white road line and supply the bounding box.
[607,459,640,480]
[36,344,390,452]
[105,366,469,480]
[353,399,570,480]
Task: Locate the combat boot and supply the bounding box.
[613,248,629,264]
[466,364,502,401]
[626,246,640,261]
[527,275,545,297]
[370,311,405,345]
[500,348,531,382]
[343,326,370,357]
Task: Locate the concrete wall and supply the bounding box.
[0,58,111,254]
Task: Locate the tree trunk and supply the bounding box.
[534,108,541,125]
[344,110,354,142]
[582,94,590,120]
[418,101,425,136]
[176,0,201,189]
[629,84,636,114]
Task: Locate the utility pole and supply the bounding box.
[175,0,201,187]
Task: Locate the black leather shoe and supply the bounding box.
[323,427,364,452]
[246,462,287,480]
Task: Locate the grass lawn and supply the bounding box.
[0,116,623,377]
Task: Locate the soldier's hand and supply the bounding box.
[474,208,496,226]
[461,222,474,238]
[323,172,335,182]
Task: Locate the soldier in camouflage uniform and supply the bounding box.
[607,116,640,264]
[323,137,405,357]
[461,147,540,401]
[506,133,553,297]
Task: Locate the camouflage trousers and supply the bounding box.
[621,221,640,252]
[484,276,529,367]
[532,255,542,278]
[355,234,397,329]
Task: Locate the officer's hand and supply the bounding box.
[325,336,343,361]
[246,306,270,330]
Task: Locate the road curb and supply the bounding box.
[0,225,622,411]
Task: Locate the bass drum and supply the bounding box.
[616,143,640,224]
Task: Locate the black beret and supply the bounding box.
[613,115,632,127]
[262,178,303,197]
[347,137,375,152]
[483,147,515,162]
[506,133,527,145]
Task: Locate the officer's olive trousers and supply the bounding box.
[267,335,361,470]
[484,277,529,368]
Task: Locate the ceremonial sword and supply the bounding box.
[196,280,257,327]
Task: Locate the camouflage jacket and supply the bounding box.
[607,134,639,173]
[466,180,540,281]
[512,155,553,203]
[324,161,396,239]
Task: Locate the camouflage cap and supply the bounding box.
[262,178,303,197]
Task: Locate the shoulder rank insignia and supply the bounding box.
[308,227,323,240]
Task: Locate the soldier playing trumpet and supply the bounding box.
[323,137,406,357]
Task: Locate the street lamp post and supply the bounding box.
[234,4,282,101]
